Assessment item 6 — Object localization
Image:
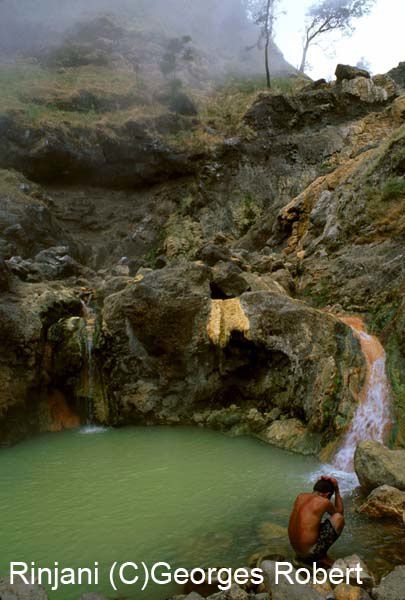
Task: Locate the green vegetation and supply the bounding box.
[0,60,157,126]
[386,336,405,447]
[380,176,405,201]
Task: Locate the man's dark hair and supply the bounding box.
[313,478,335,497]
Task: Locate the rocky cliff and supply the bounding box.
[0,29,404,452]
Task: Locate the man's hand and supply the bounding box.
[321,475,339,490]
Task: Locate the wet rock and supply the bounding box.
[371,565,405,600]
[208,584,249,599]
[0,284,81,445]
[359,485,405,523]
[332,555,374,591]
[335,64,370,82]
[0,577,48,599]
[334,583,371,599]
[260,560,324,599]
[260,418,321,455]
[354,441,405,492]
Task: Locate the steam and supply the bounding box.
[0,0,293,78]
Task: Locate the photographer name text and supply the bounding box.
[9,561,364,592]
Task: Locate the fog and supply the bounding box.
[0,0,293,77]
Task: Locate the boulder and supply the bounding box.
[359,485,405,523]
[335,64,371,82]
[334,583,371,599]
[260,561,325,599]
[260,418,321,455]
[7,246,85,282]
[100,262,364,446]
[207,584,249,599]
[211,261,250,298]
[0,577,48,599]
[332,556,374,591]
[372,74,398,100]
[340,77,393,104]
[196,243,232,266]
[354,441,405,492]
[372,565,405,600]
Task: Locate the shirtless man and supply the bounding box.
[288,476,345,567]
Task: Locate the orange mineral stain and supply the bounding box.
[48,390,80,432]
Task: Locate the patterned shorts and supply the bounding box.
[300,518,339,562]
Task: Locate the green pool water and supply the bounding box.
[0,426,403,599]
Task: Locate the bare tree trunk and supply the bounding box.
[299,38,310,73]
[265,36,271,88]
[264,0,272,88]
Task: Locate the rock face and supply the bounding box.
[0,114,200,188]
[388,61,405,89]
[100,261,363,451]
[372,565,405,600]
[354,441,405,492]
[244,71,397,133]
[0,282,82,445]
[0,58,403,449]
[0,169,72,260]
[359,485,405,523]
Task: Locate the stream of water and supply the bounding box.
[0,427,403,600]
[333,318,392,471]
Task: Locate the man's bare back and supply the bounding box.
[288,476,345,566]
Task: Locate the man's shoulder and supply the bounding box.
[295,492,313,504]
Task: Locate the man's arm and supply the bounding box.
[322,476,344,515]
[333,484,344,515]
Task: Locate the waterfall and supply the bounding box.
[333,316,392,472]
[81,295,97,425]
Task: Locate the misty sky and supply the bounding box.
[276,0,405,79]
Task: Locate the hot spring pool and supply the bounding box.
[0,426,403,599]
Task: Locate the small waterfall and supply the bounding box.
[81,294,97,425]
[333,316,392,472]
